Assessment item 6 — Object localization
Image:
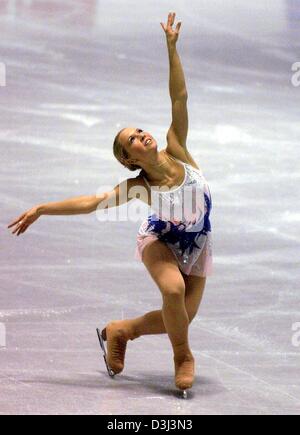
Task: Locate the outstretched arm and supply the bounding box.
[161,12,188,150]
[161,12,187,102]
[7,178,139,236]
[7,195,104,236]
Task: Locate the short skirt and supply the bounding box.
[135,219,213,277]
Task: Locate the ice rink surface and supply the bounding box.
[1,0,300,415]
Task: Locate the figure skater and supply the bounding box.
[8,12,213,398]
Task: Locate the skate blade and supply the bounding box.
[177,389,189,399]
[96,328,116,378]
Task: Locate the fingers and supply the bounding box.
[162,12,181,33]
[12,222,23,235]
[10,221,24,234]
[17,224,29,236]
[160,22,166,32]
[7,213,26,229]
[14,221,28,236]
[9,217,27,235]
[176,22,182,34]
[167,12,175,27]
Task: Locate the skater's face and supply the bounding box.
[119,127,157,163]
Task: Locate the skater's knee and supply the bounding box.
[161,283,185,300]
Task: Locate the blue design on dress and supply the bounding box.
[145,192,212,258]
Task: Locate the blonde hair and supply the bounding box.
[113,129,141,172]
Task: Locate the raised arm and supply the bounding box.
[161,12,188,151]
[7,177,140,236]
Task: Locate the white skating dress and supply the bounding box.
[135,155,213,277]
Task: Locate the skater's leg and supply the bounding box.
[102,271,205,360]
[102,243,204,384]
[131,275,206,336]
[141,241,195,390]
[100,277,205,375]
[142,241,189,348]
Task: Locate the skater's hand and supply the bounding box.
[7,206,41,236]
[160,12,182,46]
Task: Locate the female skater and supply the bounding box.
[7,12,213,396]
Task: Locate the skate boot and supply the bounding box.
[174,352,195,399]
[100,320,139,375]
